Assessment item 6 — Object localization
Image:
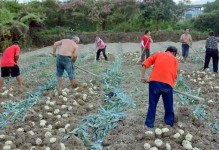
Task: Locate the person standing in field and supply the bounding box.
[141,46,178,128]
[204,31,219,73]
[52,36,80,91]
[0,40,22,91]
[95,36,108,61]
[180,28,192,63]
[141,30,153,62]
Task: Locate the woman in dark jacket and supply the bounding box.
[204,31,219,73]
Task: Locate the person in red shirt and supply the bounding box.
[141,46,178,128]
[141,30,153,62]
[0,41,22,91]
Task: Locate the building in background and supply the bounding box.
[184,4,203,21]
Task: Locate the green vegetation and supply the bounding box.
[0,0,216,51]
[192,0,219,34]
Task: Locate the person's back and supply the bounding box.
[52,36,80,91]
[206,36,218,49]
[96,38,106,49]
[143,52,178,87]
[1,44,20,67]
[0,42,22,91]
[58,39,77,57]
[204,32,219,73]
[141,46,178,128]
[95,36,108,61]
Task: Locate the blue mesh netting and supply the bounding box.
[0,53,94,129]
[175,76,207,120]
[65,44,135,150]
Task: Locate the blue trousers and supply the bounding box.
[182,44,189,57]
[145,81,174,128]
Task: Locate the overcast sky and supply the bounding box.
[18,0,215,5]
[173,0,215,4]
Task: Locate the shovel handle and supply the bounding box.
[142,80,205,102]
[173,89,204,102]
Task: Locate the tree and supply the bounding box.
[59,0,95,31]
[58,0,138,31]
[175,0,191,20]
[203,0,219,13]
[0,0,22,13]
[140,0,179,30]
[86,0,113,31]
[0,8,14,24]
[193,10,219,34]
[192,0,219,34]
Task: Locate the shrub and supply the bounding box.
[0,21,28,52]
[37,27,73,36]
[0,8,14,24]
[173,21,193,30]
[193,10,219,35]
[20,13,44,26]
[112,22,140,32]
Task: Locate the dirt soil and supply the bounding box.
[0,40,218,150]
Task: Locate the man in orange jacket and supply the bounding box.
[141,46,178,128]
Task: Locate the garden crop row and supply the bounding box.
[65,44,135,150]
[0,53,96,129]
[0,53,105,149]
[4,56,53,85]
[175,73,219,134]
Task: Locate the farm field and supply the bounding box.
[0,41,218,150]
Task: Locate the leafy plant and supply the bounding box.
[0,8,14,24]
[20,13,44,26]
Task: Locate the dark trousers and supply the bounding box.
[96,47,108,60]
[182,44,189,57]
[141,48,150,62]
[145,81,174,128]
[204,48,218,73]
